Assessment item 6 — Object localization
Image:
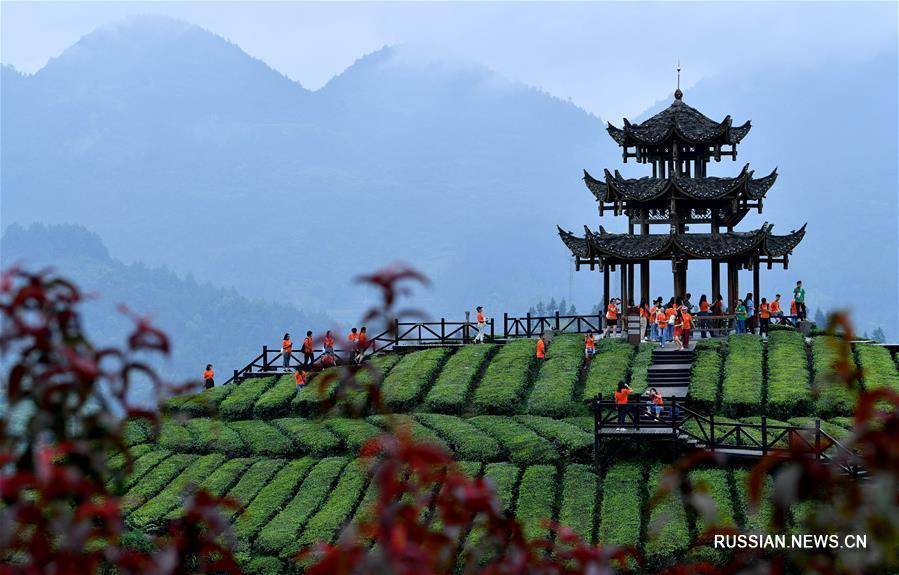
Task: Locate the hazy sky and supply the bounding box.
[2,1,896,119]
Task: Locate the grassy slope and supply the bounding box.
[125,334,844,562]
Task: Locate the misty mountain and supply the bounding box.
[1,16,895,337]
[0,223,332,390]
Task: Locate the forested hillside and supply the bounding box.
[0,224,331,390]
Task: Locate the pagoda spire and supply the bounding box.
[675,59,683,100]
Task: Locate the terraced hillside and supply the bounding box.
[119,331,896,572]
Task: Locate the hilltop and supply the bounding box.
[116,329,898,571]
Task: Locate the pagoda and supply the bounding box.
[557,81,806,319]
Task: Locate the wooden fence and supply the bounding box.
[588,397,863,476]
[223,312,743,385]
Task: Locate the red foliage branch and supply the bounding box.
[0,268,239,574]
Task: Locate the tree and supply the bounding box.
[558,298,567,316]
[547,297,558,314]
[872,327,886,343]
[535,301,546,315]
[0,268,239,573]
[569,303,577,315]
[814,307,827,326]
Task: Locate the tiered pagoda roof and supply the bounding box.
[558,87,806,280]
[607,97,751,148]
[558,223,806,264]
[584,163,778,203]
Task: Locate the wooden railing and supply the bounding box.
[223,311,746,386]
[588,397,864,476]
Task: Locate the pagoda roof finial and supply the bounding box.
[674,59,683,100]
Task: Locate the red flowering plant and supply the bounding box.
[0,268,240,574]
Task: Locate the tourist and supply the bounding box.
[698,294,710,338]
[649,298,661,342]
[789,299,798,326]
[602,298,619,339]
[294,367,307,390]
[323,330,335,356]
[771,294,784,324]
[302,330,314,370]
[681,307,692,349]
[672,308,684,350]
[649,387,664,418]
[584,331,596,358]
[665,300,677,343]
[639,298,651,341]
[355,327,368,364]
[744,293,755,334]
[536,333,547,361]
[614,382,632,431]
[655,304,669,348]
[759,298,771,338]
[734,299,747,334]
[203,363,215,389]
[793,280,807,320]
[281,333,292,369]
[474,306,487,343]
[684,293,693,313]
[712,294,725,337]
[347,328,358,362]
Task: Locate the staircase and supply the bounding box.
[646,342,696,399]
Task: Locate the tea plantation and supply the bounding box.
[117,332,897,573]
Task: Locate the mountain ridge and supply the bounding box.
[1,15,895,338]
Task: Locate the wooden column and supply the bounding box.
[672,260,681,299]
[620,264,628,310]
[603,263,610,324]
[752,257,760,325]
[711,260,721,301]
[727,261,739,313]
[627,264,635,305]
[640,261,650,305]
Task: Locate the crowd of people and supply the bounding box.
[202,327,373,390]
[202,282,807,395]
[598,279,808,344]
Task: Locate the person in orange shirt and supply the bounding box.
[281,333,292,369]
[789,299,798,326]
[203,364,215,389]
[323,330,335,354]
[294,367,307,389]
[759,298,771,337]
[672,309,685,350]
[536,333,546,360]
[655,304,669,348]
[681,310,693,350]
[638,299,650,342]
[584,331,596,359]
[697,294,710,338]
[602,298,620,339]
[651,387,664,418]
[614,382,632,430]
[474,306,487,344]
[665,301,677,343]
[770,294,784,325]
[355,327,368,364]
[347,328,358,363]
[302,330,314,370]
[648,298,660,343]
